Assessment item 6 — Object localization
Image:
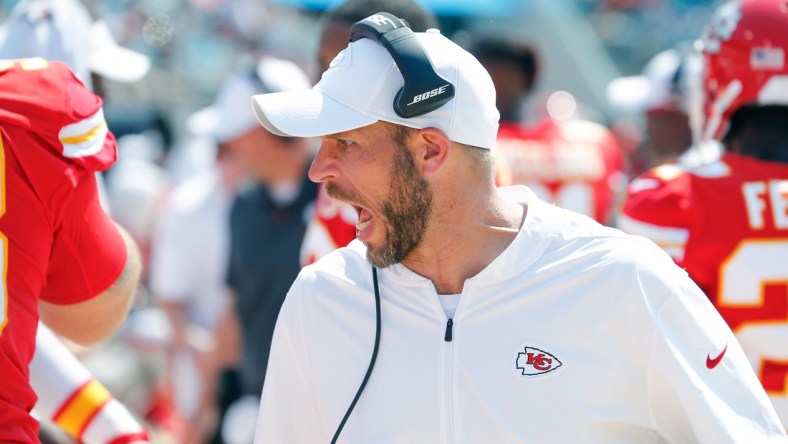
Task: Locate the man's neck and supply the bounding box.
[402,197,525,295]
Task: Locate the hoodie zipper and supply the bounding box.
[444,317,455,443]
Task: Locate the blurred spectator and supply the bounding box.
[471,37,626,226]
[607,45,697,174]
[105,133,171,270]
[471,37,538,124]
[147,60,252,444]
[210,56,314,444]
[0,0,150,92]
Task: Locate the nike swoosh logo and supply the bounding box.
[706,344,728,369]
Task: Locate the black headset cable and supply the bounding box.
[331,266,382,444]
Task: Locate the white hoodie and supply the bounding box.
[255,186,785,443]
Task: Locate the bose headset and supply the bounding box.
[349,12,455,118]
[330,12,456,444]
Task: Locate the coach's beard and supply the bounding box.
[368,141,433,268]
[326,143,433,268]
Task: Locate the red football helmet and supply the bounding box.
[699,0,788,141]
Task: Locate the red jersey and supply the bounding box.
[495,120,626,225]
[0,58,127,441]
[620,153,788,426]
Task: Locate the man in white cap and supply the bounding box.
[299,0,439,268]
[249,12,785,443]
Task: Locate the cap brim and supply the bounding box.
[606,75,650,111]
[251,89,376,138]
[188,104,260,144]
[89,21,150,83]
[90,45,150,83]
[187,106,219,138]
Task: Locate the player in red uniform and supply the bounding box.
[0,58,141,441]
[620,0,788,428]
[0,2,153,441]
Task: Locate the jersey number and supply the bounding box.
[718,240,788,421]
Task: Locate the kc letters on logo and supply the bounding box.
[516,346,563,376]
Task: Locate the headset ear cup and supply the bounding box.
[349,12,455,118]
[381,26,454,117]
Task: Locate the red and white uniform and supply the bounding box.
[495,120,626,225]
[620,153,788,427]
[0,58,127,441]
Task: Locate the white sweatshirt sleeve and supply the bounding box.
[644,266,786,442]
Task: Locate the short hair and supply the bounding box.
[324,0,438,32]
[387,123,417,149]
[462,144,496,179]
[386,123,496,179]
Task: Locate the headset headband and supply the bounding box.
[349,12,456,118]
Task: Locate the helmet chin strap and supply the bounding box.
[704,79,742,142]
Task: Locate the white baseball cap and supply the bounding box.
[189,56,312,144]
[251,29,500,149]
[607,49,686,113]
[0,0,150,87]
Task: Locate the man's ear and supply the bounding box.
[414,127,451,177]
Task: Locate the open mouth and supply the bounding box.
[325,183,376,240]
[354,205,373,238]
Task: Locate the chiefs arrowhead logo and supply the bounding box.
[516,346,562,376]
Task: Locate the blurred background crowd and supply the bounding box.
[0,0,715,155]
[0,0,754,443]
